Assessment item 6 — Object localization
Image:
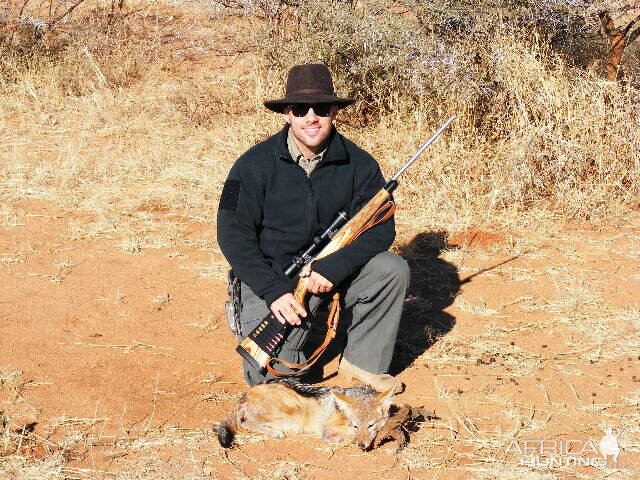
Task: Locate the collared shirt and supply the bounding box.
[287,128,326,177]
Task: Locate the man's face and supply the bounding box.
[284,104,338,158]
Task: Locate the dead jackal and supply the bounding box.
[215,379,395,450]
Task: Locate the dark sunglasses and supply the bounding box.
[288,103,334,117]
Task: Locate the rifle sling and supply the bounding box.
[266,291,340,377]
[265,200,397,377]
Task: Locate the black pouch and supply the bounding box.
[225,270,242,337]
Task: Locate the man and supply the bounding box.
[217,64,409,392]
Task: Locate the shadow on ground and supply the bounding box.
[389,231,459,375]
[306,231,460,381]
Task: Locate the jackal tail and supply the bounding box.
[215,411,240,448]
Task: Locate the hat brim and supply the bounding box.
[264,93,354,113]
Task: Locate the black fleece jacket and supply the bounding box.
[216,124,395,307]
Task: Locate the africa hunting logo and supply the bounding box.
[506,427,622,468]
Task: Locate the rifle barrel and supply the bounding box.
[389,116,455,182]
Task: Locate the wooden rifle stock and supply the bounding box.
[292,188,396,302]
[236,116,456,376]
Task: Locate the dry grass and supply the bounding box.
[1,2,638,259]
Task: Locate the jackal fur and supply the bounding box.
[215,379,395,450]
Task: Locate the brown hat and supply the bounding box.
[263,64,354,113]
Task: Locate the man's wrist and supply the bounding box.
[309,262,340,288]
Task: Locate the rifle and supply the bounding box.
[236,116,456,376]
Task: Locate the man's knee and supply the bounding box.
[367,251,410,285]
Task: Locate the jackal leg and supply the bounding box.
[321,426,354,444]
[240,420,285,438]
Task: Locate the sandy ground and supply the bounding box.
[1,198,638,479]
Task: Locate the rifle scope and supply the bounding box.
[283,211,349,277]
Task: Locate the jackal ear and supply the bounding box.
[376,387,395,411]
[331,391,354,412]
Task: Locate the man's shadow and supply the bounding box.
[305,231,460,380]
[389,231,459,375]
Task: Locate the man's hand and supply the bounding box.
[270,293,307,325]
[301,265,334,294]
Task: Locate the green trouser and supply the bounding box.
[235,251,410,386]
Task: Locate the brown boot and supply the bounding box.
[338,358,404,394]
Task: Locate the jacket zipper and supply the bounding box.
[305,174,316,246]
[285,153,320,248]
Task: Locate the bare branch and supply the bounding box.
[621,12,640,36]
[18,0,32,19]
[49,0,87,28]
[600,10,626,81]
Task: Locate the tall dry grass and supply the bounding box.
[242,0,639,226]
[1,0,637,260]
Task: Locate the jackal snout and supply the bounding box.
[331,387,395,450]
